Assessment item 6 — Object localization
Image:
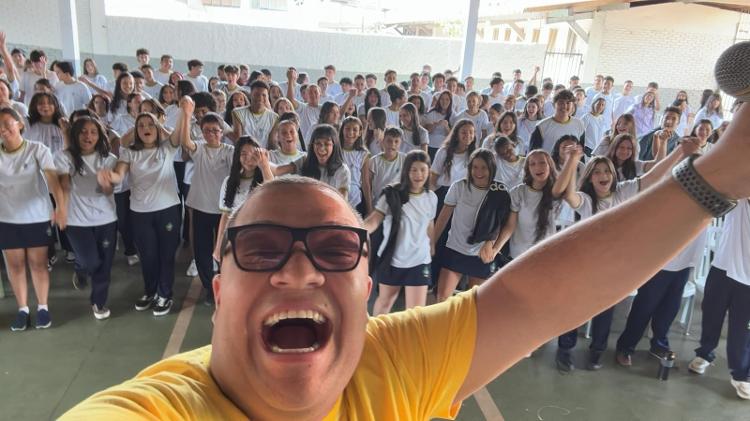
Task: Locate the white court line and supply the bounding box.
[473,387,505,421]
[162,277,203,359]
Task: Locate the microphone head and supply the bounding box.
[715,41,750,101]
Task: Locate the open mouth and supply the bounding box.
[262,310,332,354]
[598,180,611,187]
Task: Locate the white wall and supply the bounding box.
[0,0,546,87]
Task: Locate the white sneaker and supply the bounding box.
[126,254,140,266]
[66,251,76,263]
[92,304,111,320]
[688,357,711,375]
[731,379,750,400]
[186,260,198,277]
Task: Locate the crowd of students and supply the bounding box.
[0,35,747,399]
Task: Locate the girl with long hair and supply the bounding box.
[398,102,428,153]
[0,107,65,330]
[109,72,135,121]
[269,118,306,165]
[494,149,569,259]
[364,106,386,155]
[212,136,273,262]
[27,92,65,154]
[626,91,656,138]
[363,150,437,313]
[273,124,350,198]
[606,133,666,181]
[581,96,608,155]
[693,93,724,131]
[224,91,250,126]
[450,91,489,146]
[492,135,525,188]
[80,58,108,91]
[481,111,518,150]
[433,149,512,302]
[55,116,118,319]
[423,90,453,160]
[356,87,382,125]
[339,116,369,213]
[592,113,637,156]
[96,107,184,317]
[517,97,542,153]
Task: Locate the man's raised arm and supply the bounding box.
[455,102,750,402]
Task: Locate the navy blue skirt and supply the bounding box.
[0,221,55,250]
[377,263,432,287]
[441,247,497,280]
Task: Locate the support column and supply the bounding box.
[459,0,480,80]
[581,11,606,82]
[59,0,81,73]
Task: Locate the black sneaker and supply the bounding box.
[649,348,671,360]
[35,309,51,329]
[588,350,604,370]
[153,297,173,316]
[135,294,157,311]
[10,311,30,331]
[72,272,89,290]
[555,349,575,373]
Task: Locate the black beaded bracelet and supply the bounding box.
[671,154,737,218]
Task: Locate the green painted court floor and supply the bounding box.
[0,248,747,420]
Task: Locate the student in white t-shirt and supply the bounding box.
[554,143,692,371]
[433,149,512,302]
[580,96,608,155]
[689,199,750,399]
[517,98,542,154]
[422,90,453,159]
[384,85,405,127]
[363,150,437,314]
[606,133,665,181]
[339,116,369,213]
[612,80,636,122]
[80,58,108,94]
[184,60,209,93]
[0,107,65,331]
[451,91,489,147]
[108,73,136,122]
[491,135,525,189]
[51,61,92,114]
[362,128,405,215]
[212,136,274,262]
[584,74,603,108]
[496,150,569,259]
[481,110,518,150]
[285,68,322,145]
[153,55,174,86]
[356,87,382,126]
[273,124,351,198]
[19,49,59,106]
[140,64,164,99]
[269,118,306,166]
[231,80,278,148]
[25,92,66,155]
[178,98,235,304]
[529,90,585,153]
[96,107,184,318]
[110,93,142,137]
[55,116,118,320]
[692,93,724,131]
[614,138,711,369]
[592,113,638,157]
[363,107,386,156]
[398,102,428,153]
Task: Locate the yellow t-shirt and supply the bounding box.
[61,290,477,421]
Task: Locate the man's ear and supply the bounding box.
[212,274,222,307]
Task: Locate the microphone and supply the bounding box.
[715,41,750,101]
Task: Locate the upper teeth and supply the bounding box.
[263,310,326,327]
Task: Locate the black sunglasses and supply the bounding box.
[225,223,368,272]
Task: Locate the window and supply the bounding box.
[532,28,540,43]
[547,28,558,50]
[202,0,241,7]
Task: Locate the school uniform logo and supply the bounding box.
[165,222,174,232]
[46,226,53,237]
[422,265,431,279]
[102,239,111,249]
